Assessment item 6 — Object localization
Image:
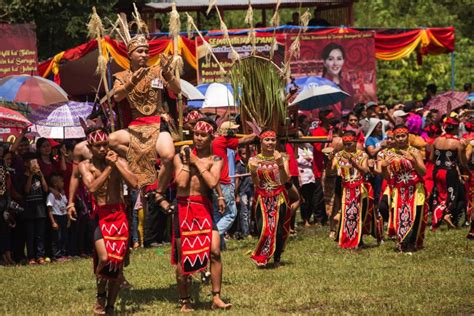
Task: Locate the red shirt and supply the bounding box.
[212,136,239,184]
[311,126,328,179]
[285,143,299,177]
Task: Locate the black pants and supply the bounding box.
[51,215,68,258]
[144,195,170,246]
[25,218,46,260]
[313,179,327,224]
[300,182,320,222]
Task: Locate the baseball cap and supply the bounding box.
[219,121,240,130]
[393,110,409,118]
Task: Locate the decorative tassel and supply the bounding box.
[217,7,240,61]
[87,7,105,40]
[169,3,180,38]
[244,4,253,26]
[269,0,281,27]
[132,3,148,35]
[290,36,300,59]
[300,9,312,32]
[96,54,107,76]
[207,0,218,15]
[171,55,184,75]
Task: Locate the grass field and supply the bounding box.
[1,226,473,315]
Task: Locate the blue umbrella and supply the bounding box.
[468,93,474,101]
[288,76,349,110]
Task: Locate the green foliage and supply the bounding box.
[0,0,150,60]
[354,0,473,103]
[0,227,472,314]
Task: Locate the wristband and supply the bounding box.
[217,197,225,200]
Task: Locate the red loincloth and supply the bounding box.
[172,196,213,275]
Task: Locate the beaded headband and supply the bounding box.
[386,130,394,136]
[193,121,214,134]
[393,127,409,135]
[185,111,203,124]
[87,129,108,145]
[260,130,276,140]
[342,135,357,143]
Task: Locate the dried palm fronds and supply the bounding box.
[215,6,240,61]
[269,0,281,60]
[131,3,148,35]
[207,0,218,15]
[244,3,256,53]
[230,56,287,132]
[283,9,312,79]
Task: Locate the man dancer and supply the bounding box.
[78,127,138,315]
[172,117,231,312]
[110,33,181,211]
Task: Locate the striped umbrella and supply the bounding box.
[0,75,68,106]
[0,106,32,129]
[427,91,469,115]
[28,101,94,139]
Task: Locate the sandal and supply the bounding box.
[179,296,194,312]
[154,192,175,215]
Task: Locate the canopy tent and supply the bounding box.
[38,35,196,96]
[37,26,454,97]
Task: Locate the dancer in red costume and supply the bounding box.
[172,117,231,312]
[381,125,427,252]
[78,127,138,315]
[249,128,292,267]
[331,130,374,249]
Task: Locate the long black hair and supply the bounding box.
[321,43,345,77]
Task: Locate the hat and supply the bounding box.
[219,121,240,130]
[365,118,387,139]
[127,34,149,54]
[365,101,377,110]
[393,110,409,118]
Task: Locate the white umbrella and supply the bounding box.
[202,83,235,108]
[180,79,205,101]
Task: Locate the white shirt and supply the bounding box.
[297,146,315,185]
[46,192,67,216]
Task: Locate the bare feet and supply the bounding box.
[444,214,456,229]
[179,298,194,313]
[93,298,106,315]
[329,231,336,239]
[304,221,311,228]
[211,293,232,310]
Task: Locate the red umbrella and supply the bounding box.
[427,91,468,115]
[0,106,32,129]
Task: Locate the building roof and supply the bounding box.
[146,0,351,12]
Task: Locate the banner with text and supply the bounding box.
[0,23,38,77]
[197,33,285,84]
[286,32,376,112]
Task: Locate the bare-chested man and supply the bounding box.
[78,127,138,315]
[172,117,231,312]
[109,33,181,212]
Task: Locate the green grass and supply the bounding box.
[1,226,473,315]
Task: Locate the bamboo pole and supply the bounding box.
[170,3,183,140]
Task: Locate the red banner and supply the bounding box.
[286,32,377,113]
[0,23,38,77]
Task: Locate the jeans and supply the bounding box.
[51,215,68,258]
[213,183,238,247]
[130,190,139,244]
[239,191,252,237]
[25,218,46,260]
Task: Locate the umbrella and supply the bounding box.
[0,75,68,106]
[288,76,349,110]
[180,79,205,101]
[28,101,94,139]
[0,106,32,129]
[427,91,468,115]
[188,83,235,109]
[467,93,474,101]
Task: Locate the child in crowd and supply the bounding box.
[235,146,254,239]
[21,152,49,265]
[47,172,68,261]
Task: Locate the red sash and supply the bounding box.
[129,115,161,126]
[338,179,365,249]
[172,196,212,275]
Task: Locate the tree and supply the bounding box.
[354,0,473,103]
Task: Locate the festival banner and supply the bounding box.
[197,33,285,84]
[286,32,377,112]
[0,23,38,77]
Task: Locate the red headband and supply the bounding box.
[444,117,459,126]
[87,130,108,144]
[386,130,394,136]
[260,130,276,140]
[393,127,409,135]
[193,121,214,134]
[342,135,357,143]
[185,111,203,123]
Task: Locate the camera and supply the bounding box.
[8,200,24,214]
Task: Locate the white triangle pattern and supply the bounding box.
[184,252,209,267]
[182,236,211,248]
[180,218,211,231]
[101,222,128,235]
[105,240,126,253]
